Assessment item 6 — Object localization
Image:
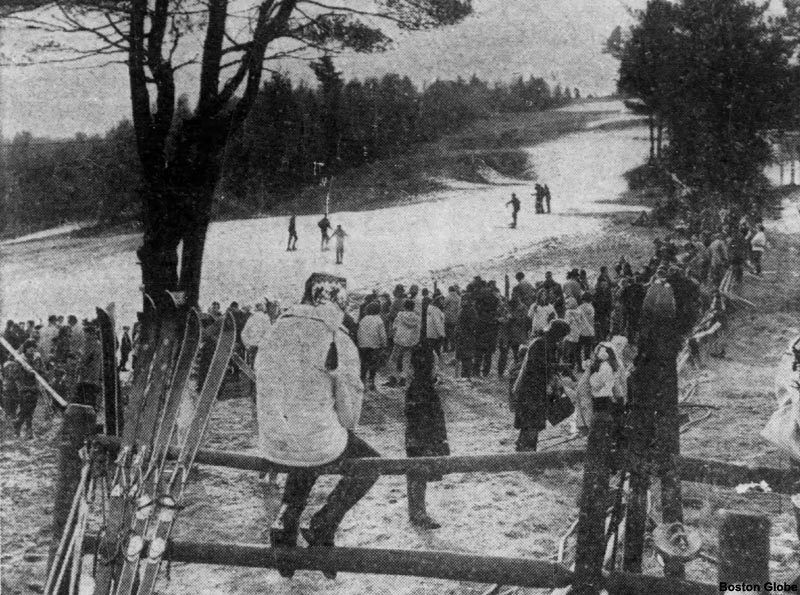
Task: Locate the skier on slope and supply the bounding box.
[287,214,298,251]
[256,273,380,578]
[318,215,332,251]
[506,193,521,228]
[332,224,348,264]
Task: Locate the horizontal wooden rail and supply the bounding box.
[94,435,798,493]
[81,534,715,594]
[94,435,585,476]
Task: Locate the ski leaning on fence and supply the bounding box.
[93,295,178,595]
[134,311,236,595]
[97,305,122,436]
[113,308,202,595]
[44,446,94,595]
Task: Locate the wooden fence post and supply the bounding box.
[573,409,615,595]
[47,404,96,594]
[718,510,770,589]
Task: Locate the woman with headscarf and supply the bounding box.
[528,289,556,338]
[405,345,450,529]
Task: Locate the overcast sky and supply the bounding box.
[0,0,785,139]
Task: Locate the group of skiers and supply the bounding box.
[1,314,116,438]
[505,184,553,227]
[287,214,349,264]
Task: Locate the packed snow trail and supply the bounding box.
[0,103,649,324]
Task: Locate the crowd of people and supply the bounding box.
[1,315,108,438]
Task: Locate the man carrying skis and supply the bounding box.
[318,215,332,251]
[256,273,380,578]
[506,193,521,228]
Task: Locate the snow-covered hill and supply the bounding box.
[0,102,649,325]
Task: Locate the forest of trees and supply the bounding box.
[610,0,800,203]
[2,63,580,236]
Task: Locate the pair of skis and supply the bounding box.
[95,301,236,595]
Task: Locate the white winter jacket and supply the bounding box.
[426,305,446,339]
[241,311,271,348]
[255,302,363,467]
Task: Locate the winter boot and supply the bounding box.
[270,504,301,578]
[407,477,441,530]
[300,522,337,579]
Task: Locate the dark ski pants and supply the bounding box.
[459,355,473,378]
[280,432,380,537]
[497,343,520,377]
[359,348,381,384]
[13,390,37,437]
[473,343,496,377]
[578,336,594,365]
[516,427,539,452]
[118,350,130,371]
[336,246,344,264]
[752,250,763,274]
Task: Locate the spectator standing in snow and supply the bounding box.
[75,324,103,410]
[511,272,537,309]
[455,293,478,381]
[241,303,272,365]
[15,340,43,439]
[357,301,387,391]
[749,225,769,275]
[388,301,421,387]
[511,320,571,451]
[528,289,556,338]
[443,286,461,352]
[405,344,449,529]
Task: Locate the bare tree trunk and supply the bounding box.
[649,114,655,163]
[656,119,664,160]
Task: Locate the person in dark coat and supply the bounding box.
[405,344,450,528]
[498,297,527,376]
[287,214,298,251]
[593,277,614,341]
[455,293,478,380]
[118,326,133,372]
[75,324,103,409]
[14,341,43,439]
[510,320,571,451]
[473,282,500,377]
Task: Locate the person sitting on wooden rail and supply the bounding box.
[255,272,380,579]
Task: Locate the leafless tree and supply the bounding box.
[6,0,472,312]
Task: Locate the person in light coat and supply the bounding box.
[241,302,272,364]
[257,273,380,576]
[388,300,421,387]
[357,301,388,390]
